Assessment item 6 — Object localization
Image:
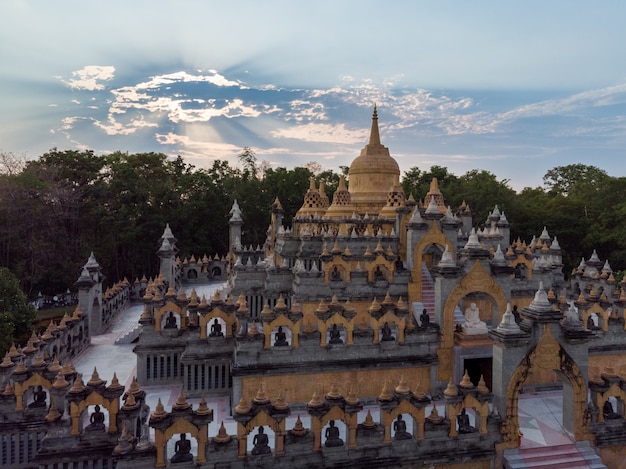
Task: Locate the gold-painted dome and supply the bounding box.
[348,106,400,214]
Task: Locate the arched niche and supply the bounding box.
[154,301,185,332]
[69,391,120,435]
[510,254,533,280]
[198,307,236,339]
[319,312,354,346]
[324,259,351,283]
[311,405,352,451]
[154,417,207,468]
[497,324,591,450]
[446,394,490,437]
[370,311,405,344]
[582,303,610,332]
[438,261,506,381]
[367,259,394,283]
[596,383,626,423]
[236,410,284,458]
[14,373,53,411]
[263,315,300,349]
[384,398,426,442]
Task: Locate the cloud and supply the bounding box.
[155,132,243,162]
[63,66,115,91]
[498,83,626,123]
[271,122,366,144]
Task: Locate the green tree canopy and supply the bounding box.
[0,267,36,354]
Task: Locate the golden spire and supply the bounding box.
[369,104,380,146]
[345,386,360,406]
[253,384,270,405]
[378,380,393,401]
[173,391,191,410]
[307,389,323,408]
[290,416,307,436]
[459,370,475,389]
[326,381,343,400]
[477,375,490,395]
[395,375,410,395]
[234,396,251,414]
[151,399,167,419]
[195,396,212,416]
[214,421,231,443]
[273,390,289,411]
[443,380,458,397]
[362,410,376,429]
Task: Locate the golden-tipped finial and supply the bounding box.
[151,399,167,419]
[234,396,251,414]
[345,386,360,406]
[2,382,15,396]
[443,380,458,397]
[477,375,490,395]
[69,373,86,393]
[48,356,62,375]
[195,396,212,416]
[45,406,62,422]
[214,421,231,443]
[395,375,410,395]
[426,404,443,424]
[378,380,393,401]
[307,390,323,408]
[87,367,105,387]
[253,384,270,405]
[173,391,191,410]
[362,410,376,429]
[326,381,343,400]
[459,370,475,389]
[290,416,307,436]
[122,393,139,410]
[273,390,289,411]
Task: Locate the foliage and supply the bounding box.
[0,267,36,354]
[1,148,624,301]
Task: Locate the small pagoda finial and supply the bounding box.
[369,103,381,146]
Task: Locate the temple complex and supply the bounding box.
[3,108,626,468]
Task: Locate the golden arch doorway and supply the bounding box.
[498,324,592,450]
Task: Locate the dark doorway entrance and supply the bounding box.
[464,357,492,390]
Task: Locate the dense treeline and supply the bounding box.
[0,149,624,298]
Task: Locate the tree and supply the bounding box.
[238,147,258,180]
[0,267,36,354]
[543,164,609,197]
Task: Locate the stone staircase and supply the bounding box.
[114,323,141,344]
[504,442,607,469]
[421,262,435,319]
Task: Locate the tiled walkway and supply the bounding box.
[518,390,572,448]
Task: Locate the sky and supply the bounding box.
[1,1,626,191]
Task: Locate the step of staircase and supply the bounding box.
[420,262,436,318]
[114,323,141,344]
[504,442,606,469]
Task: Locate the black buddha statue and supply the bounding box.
[393,414,412,440]
[329,324,343,344]
[28,385,47,408]
[171,433,193,463]
[324,420,344,447]
[164,312,178,329]
[251,426,271,455]
[381,322,395,342]
[274,326,288,346]
[85,404,106,432]
[209,318,224,337]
